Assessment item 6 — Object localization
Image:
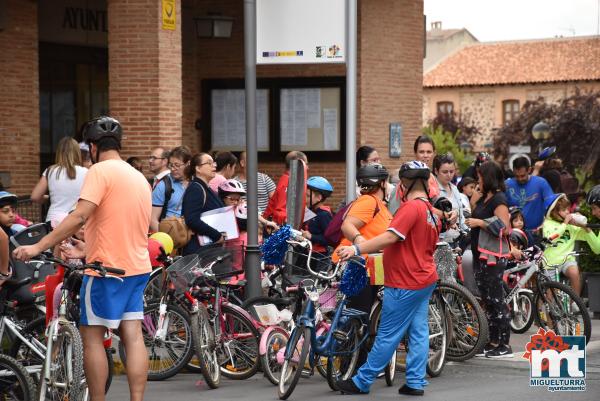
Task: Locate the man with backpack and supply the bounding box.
[150,146,191,233]
[148,147,170,189]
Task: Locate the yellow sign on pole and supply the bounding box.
[162,0,176,30]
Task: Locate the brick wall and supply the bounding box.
[107,0,182,159]
[0,0,39,196]
[183,0,424,207]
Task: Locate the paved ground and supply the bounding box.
[107,320,600,401]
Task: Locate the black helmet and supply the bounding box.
[356,164,389,188]
[587,185,600,206]
[83,116,122,145]
[474,152,491,168]
[399,160,430,181]
[509,228,529,249]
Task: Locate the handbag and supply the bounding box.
[159,181,206,249]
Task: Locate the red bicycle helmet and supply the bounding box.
[148,238,165,268]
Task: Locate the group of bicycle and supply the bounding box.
[0,115,597,400]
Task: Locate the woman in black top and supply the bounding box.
[465,161,512,358]
[182,153,225,255]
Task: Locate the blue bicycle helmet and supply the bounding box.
[307,176,333,198]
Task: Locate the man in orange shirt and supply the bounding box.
[14,116,152,401]
[262,151,308,226]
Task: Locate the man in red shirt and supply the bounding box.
[336,160,439,397]
[262,151,308,226]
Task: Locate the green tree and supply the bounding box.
[422,125,472,173]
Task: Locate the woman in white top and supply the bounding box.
[31,137,88,222]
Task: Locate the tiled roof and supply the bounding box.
[424,36,600,87]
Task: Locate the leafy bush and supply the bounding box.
[422,125,473,173]
[576,202,600,273]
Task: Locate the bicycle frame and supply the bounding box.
[0,316,46,371]
[285,286,368,369]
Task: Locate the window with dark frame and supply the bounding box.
[502,100,520,125]
[436,101,454,115]
[201,77,346,162]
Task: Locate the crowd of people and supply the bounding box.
[1,115,600,399]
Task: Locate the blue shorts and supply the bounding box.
[80,273,150,329]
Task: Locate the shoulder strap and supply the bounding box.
[416,197,440,236]
[160,176,174,220]
[193,181,207,208]
[367,195,380,217]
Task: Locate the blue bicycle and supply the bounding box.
[277,232,370,400]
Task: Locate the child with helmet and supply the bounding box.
[336,160,440,396]
[300,176,334,272]
[218,179,278,245]
[542,193,600,296]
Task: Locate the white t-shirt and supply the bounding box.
[43,165,88,223]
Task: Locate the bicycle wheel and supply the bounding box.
[534,281,591,343]
[119,302,194,381]
[143,269,165,303]
[261,329,289,386]
[326,318,361,391]
[509,291,535,334]
[278,326,310,400]
[385,349,397,386]
[190,305,220,389]
[438,281,488,361]
[37,323,85,401]
[217,304,261,380]
[0,354,36,401]
[426,290,448,377]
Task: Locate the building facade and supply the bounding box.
[423,36,600,151]
[0,0,425,208]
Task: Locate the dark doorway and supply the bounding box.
[39,43,108,172]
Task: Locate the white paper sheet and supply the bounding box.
[198,206,239,245]
[211,90,269,150]
[303,208,317,223]
[323,108,338,150]
[281,88,324,146]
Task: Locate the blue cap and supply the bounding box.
[544,193,568,219]
[538,146,556,161]
[0,191,17,206]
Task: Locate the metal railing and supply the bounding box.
[16,196,45,224]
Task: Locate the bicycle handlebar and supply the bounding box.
[38,252,126,277]
[287,228,342,281]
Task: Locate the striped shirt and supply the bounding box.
[236,172,276,213]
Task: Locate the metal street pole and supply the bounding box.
[244,0,261,299]
[345,0,357,203]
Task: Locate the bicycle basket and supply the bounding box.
[166,254,201,292]
[196,242,245,278]
[318,287,338,313]
[434,243,457,282]
[283,245,332,281]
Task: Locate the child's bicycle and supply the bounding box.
[502,238,591,342]
[277,230,376,400]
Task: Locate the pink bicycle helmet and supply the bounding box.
[235,202,247,220]
[218,179,246,198]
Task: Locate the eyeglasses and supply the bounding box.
[199,161,216,167]
[168,162,186,169]
[223,195,241,203]
[148,156,166,161]
[366,157,382,164]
